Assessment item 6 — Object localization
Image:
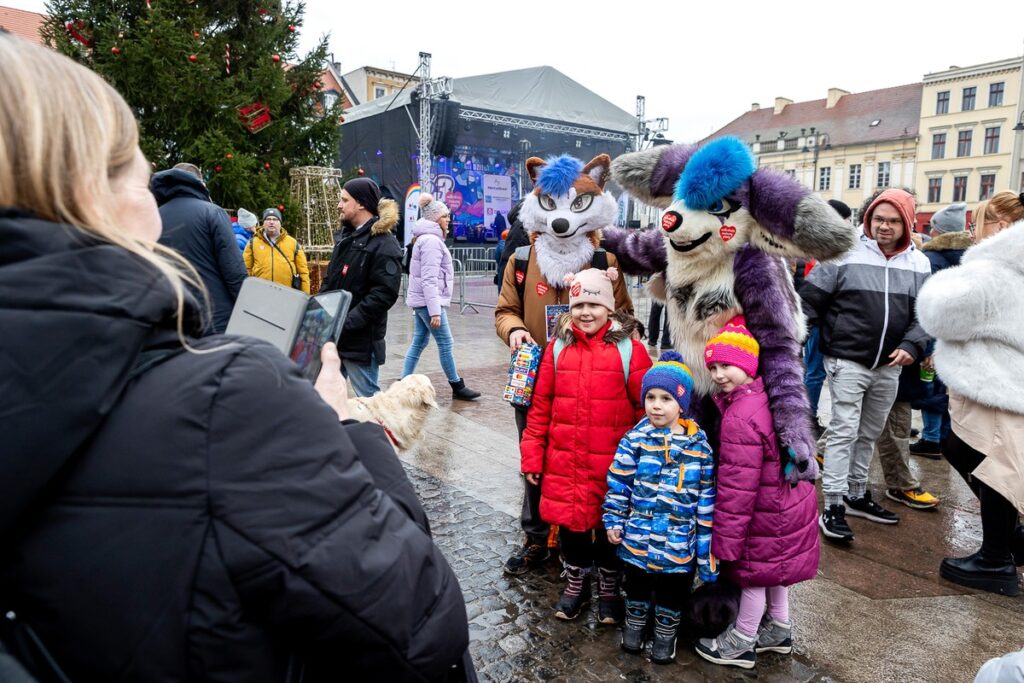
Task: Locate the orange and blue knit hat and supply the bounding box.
[704,315,760,378]
[642,351,694,412]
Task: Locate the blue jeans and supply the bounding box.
[803,326,826,418]
[342,356,380,397]
[921,409,950,443]
[402,307,460,383]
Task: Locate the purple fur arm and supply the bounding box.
[733,246,818,482]
[601,227,667,275]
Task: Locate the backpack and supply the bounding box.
[551,335,633,385]
[513,245,609,302]
[401,238,416,275]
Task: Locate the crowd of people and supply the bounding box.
[2,25,1023,682]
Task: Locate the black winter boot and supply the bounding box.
[650,606,682,664]
[554,564,591,620]
[449,378,481,401]
[596,567,623,624]
[621,599,650,654]
[940,551,1019,596]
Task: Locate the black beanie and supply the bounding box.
[827,199,852,220]
[343,178,382,213]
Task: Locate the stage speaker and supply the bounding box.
[432,100,461,158]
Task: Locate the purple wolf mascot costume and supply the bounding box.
[604,136,856,483]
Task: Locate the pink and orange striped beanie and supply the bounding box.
[704,315,759,378]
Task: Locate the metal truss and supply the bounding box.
[458,109,629,143]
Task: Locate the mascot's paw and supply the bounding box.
[783,444,819,485]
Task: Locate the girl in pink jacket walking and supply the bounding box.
[694,316,819,670]
[402,194,480,400]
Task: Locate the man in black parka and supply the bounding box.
[152,163,248,334]
[321,178,403,396]
[0,209,471,682]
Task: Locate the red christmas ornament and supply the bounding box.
[225,153,233,159]
[264,162,271,170]
[257,7,268,14]
[277,204,285,212]
[214,165,223,172]
[64,21,93,47]
[357,168,365,176]
[271,54,281,63]
[313,81,322,89]
[188,54,198,62]
[237,101,272,133]
[288,24,296,32]
[192,30,200,38]
[110,46,121,55]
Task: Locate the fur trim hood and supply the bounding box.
[555,309,638,345]
[371,199,399,236]
[921,230,973,253]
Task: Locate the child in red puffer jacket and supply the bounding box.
[520,267,651,624]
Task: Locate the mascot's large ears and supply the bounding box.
[582,154,612,190]
[611,143,699,209]
[526,157,546,185]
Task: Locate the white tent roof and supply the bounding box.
[342,65,637,134]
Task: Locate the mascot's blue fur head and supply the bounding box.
[536,155,584,197]
[675,137,756,211]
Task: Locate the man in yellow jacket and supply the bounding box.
[243,208,310,294]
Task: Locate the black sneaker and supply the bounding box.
[503,542,550,576]
[909,439,942,459]
[844,491,899,524]
[819,503,855,542]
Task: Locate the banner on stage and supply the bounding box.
[483,174,513,238]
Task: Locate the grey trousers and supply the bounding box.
[874,401,920,491]
[515,405,550,545]
[821,356,900,508]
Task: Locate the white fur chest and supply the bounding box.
[663,257,741,395]
[533,233,596,285]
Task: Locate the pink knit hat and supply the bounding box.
[563,267,618,312]
[704,315,759,378]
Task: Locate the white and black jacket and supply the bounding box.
[800,235,932,369]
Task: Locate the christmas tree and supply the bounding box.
[41,0,340,215]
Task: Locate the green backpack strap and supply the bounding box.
[551,335,632,385]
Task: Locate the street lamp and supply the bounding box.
[801,127,831,192]
[1011,113,1024,193]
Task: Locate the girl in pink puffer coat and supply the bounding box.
[694,316,819,670]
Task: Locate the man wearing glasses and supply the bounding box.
[799,189,933,543]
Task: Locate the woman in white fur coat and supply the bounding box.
[917,191,1024,597]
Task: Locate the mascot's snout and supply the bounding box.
[552,218,570,234]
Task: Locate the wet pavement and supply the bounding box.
[376,293,1024,683]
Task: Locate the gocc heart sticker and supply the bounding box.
[570,282,581,297]
[719,225,737,242]
[661,211,681,232]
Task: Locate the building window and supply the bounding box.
[957,130,972,157]
[989,82,1004,107]
[962,87,976,112]
[928,177,942,204]
[936,91,950,114]
[848,164,861,189]
[931,133,946,159]
[323,92,338,109]
[818,167,831,191]
[784,169,795,177]
[984,126,1000,154]
[374,86,386,99]
[953,176,968,202]
[980,174,996,200]
[877,161,891,188]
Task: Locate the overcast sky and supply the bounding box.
[11,0,1024,142]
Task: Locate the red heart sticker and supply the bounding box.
[720,225,737,242]
[676,384,686,398]
[570,282,581,297]
[661,212,680,232]
[705,348,714,358]
[515,270,525,285]
[536,282,549,296]
[342,264,349,276]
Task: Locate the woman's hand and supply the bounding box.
[525,472,541,486]
[314,342,350,421]
[430,315,441,329]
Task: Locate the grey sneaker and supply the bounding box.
[755,616,792,654]
[695,624,756,669]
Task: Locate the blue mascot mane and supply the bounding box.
[675,136,755,211]
[537,155,584,196]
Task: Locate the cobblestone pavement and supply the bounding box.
[377,298,1023,683]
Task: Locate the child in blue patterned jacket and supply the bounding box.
[603,351,717,665]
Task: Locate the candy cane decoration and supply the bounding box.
[225,43,231,75]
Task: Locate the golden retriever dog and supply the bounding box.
[346,374,437,451]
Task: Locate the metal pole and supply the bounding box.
[1010,52,1024,193]
[418,52,432,195]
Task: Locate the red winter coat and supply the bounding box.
[520,313,651,532]
[711,378,819,587]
